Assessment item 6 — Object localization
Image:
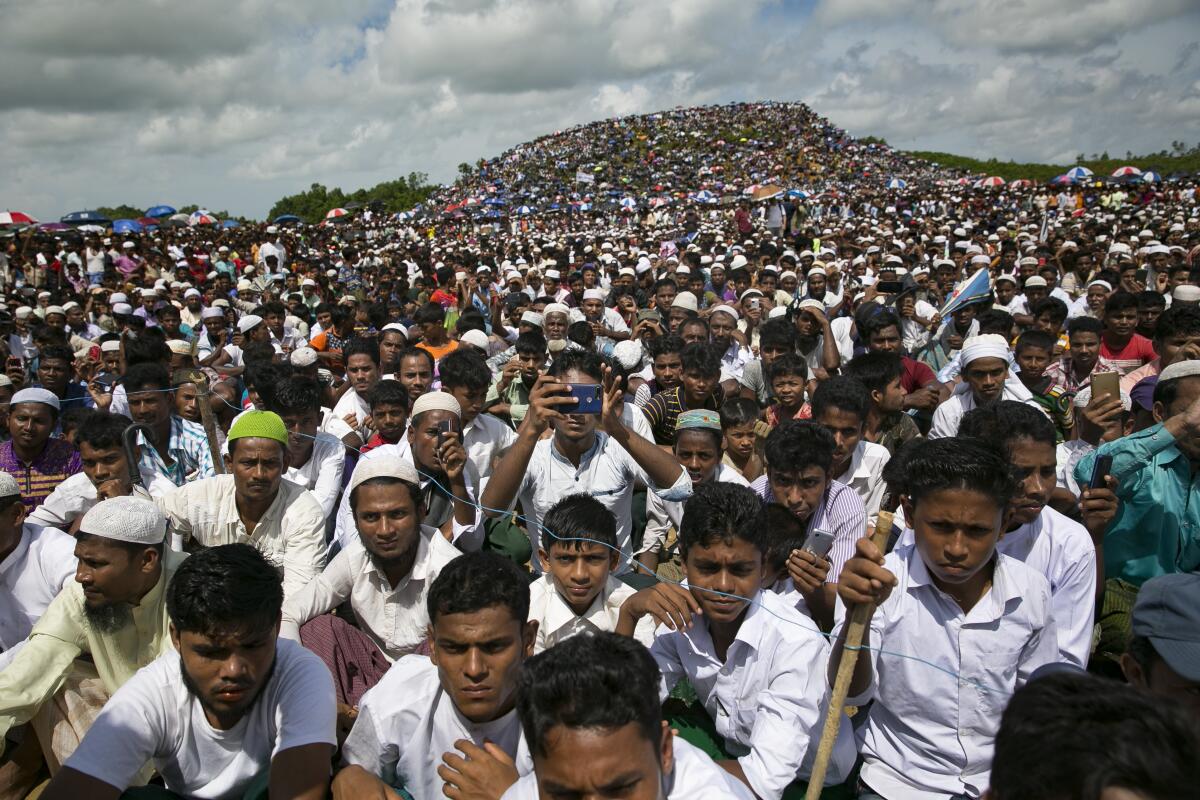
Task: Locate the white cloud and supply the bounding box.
[0,0,1197,219]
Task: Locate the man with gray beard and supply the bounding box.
[0,496,185,782]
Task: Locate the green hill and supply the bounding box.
[904,146,1200,183]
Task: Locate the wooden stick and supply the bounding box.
[805,510,894,799]
[185,369,225,474]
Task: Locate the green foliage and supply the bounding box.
[94,205,145,220]
[267,173,435,224]
[858,136,890,147]
[907,148,1200,183]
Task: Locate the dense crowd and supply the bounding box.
[1,102,1199,800]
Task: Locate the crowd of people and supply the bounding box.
[0,101,1199,799]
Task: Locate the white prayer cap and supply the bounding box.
[289,347,318,367]
[582,289,605,302]
[45,305,65,317]
[960,334,1011,365]
[612,340,644,371]
[544,269,561,280]
[100,340,122,353]
[381,322,408,338]
[110,292,128,303]
[237,314,264,333]
[1087,280,1113,292]
[808,266,827,277]
[112,303,133,316]
[520,311,544,327]
[460,329,489,350]
[349,455,420,495]
[796,299,825,313]
[970,254,991,265]
[729,254,749,270]
[166,340,192,356]
[200,307,224,320]
[994,274,1017,285]
[543,303,570,318]
[1024,276,1048,288]
[710,304,740,321]
[671,292,698,311]
[0,473,19,499]
[1159,359,1200,383]
[80,496,166,545]
[619,266,637,277]
[62,301,79,311]
[411,391,461,419]
[184,288,201,298]
[1172,285,1200,303]
[768,306,789,319]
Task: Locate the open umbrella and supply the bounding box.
[274,214,302,224]
[886,178,907,190]
[1050,174,1074,186]
[136,217,160,228]
[693,190,716,204]
[37,222,70,232]
[619,197,638,211]
[60,210,111,225]
[0,211,37,227]
[785,189,809,199]
[1111,166,1142,177]
[1142,171,1162,183]
[751,183,784,201]
[189,210,217,226]
[112,219,144,234]
[144,205,176,218]
[1009,179,1035,189]
[1065,166,1093,181]
[221,219,240,229]
[325,207,350,220]
[515,205,534,215]
[976,176,1005,188]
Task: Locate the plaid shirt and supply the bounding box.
[137,416,217,487]
[0,438,82,511]
[1042,354,1121,395]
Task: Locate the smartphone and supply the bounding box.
[436,418,456,449]
[566,383,603,415]
[801,528,836,560]
[1135,269,1149,283]
[93,371,117,392]
[748,298,761,310]
[876,280,904,294]
[1089,454,1114,490]
[1091,371,1120,403]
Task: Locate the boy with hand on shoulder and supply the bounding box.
[529,494,656,652]
[833,436,1058,800]
[617,482,856,800]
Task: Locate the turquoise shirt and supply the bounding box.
[1075,423,1200,586]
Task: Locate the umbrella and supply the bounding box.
[144,205,176,218]
[1050,174,1074,186]
[515,205,534,215]
[274,214,302,224]
[619,197,638,211]
[1111,165,1142,177]
[60,210,111,225]
[886,178,907,190]
[112,219,143,234]
[188,210,217,226]
[977,176,1005,188]
[1009,179,1035,189]
[0,211,37,227]
[221,219,240,229]
[751,183,784,201]
[693,189,716,204]
[325,207,350,220]
[1142,171,1162,183]
[1065,166,1093,180]
[136,217,160,227]
[785,189,809,199]
[77,224,105,234]
[37,222,70,231]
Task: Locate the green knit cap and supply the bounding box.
[228,410,289,446]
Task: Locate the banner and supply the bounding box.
[939,267,992,317]
[575,170,595,184]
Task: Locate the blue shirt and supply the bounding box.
[1075,422,1200,586]
[136,415,218,487]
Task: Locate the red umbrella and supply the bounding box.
[0,211,37,226]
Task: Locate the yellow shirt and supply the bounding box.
[0,549,187,747]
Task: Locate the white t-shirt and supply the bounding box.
[64,638,336,799]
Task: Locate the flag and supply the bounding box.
[939,267,992,316]
[575,170,595,184]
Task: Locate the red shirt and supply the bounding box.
[1100,334,1157,376]
[900,356,938,393]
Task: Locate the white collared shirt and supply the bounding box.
[284,432,346,518]
[331,387,371,430]
[509,432,692,575]
[343,655,533,799]
[1056,439,1095,496]
[719,342,752,383]
[840,545,1057,800]
[0,524,76,667]
[834,440,891,527]
[26,470,175,531]
[462,412,518,480]
[643,464,749,556]
[500,735,755,800]
[894,506,1096,668]
[527,573,655,653]
[156,474,326,600]
[650,590,856,799]
[280,526,460,661]
[929,377,1046,439]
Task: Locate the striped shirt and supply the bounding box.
[641,386,725,446]
[0,439,83,512]
[137,416,218,487]
[749,475,867,583]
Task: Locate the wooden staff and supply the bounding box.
[184,368,225,474]
[805,509,894,799]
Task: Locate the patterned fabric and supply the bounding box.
[641,386,724,446]
[1025,381,1075,443]
[0,438,82,511]
[299,614,390,707]
[1042,354,1121,394]
[136,416,217,486]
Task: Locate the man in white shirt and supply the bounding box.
[618,483,856,799]
[438,348,518,480]
[0,474,75,669]
[282,456,460,706]
[482,350,692,575]
[329,337,381,445]
[811,376,892,529]
[930,334,1046,438]
[43,543,336,800]
[333,552,536,800]
[156,411,326,600]
[268,375,346,517]
[834,437,1058,799]
[503,631,755,800]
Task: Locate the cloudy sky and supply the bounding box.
[3,0,1198,220]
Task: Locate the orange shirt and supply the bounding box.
[417,340,459,362]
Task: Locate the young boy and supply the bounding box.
[1013,329,1074,442]
[844,351,922,456]
[335,552,537,799]
[634,334,685,407]
[1042,316,1119,394]
[617,482,856,799]
[812,374,892,520]
[504,631,755,800]
[439,348,517,480]
[361,378,410,453]
[642,342,725,445]
[1100,291,1157,375]
[834,437,1058,798]
[486,330,546,427]
[764,353,810,425]
[719,397,764,482]
[738,318,798,405]
[529,494,656,651]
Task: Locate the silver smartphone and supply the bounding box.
[801,528,836,560]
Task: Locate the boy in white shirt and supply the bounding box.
[333,552,537,800]
[528,494,655,653]
[502,631,754,800]
[811,376,892,530]
[834,436,1059,799]
[43,543,337,800]
[617,482,856,800]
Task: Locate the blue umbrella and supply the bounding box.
[885,178,907,190]
[60,210,111,225]
[274,214,302,224]
[1142,171,1162,183]
[144,205,176,218]
[786,189,809,199]
[112,219,143,234]
[515,205,534,215]
[221,219,240,229]
[1065,166,1093,181]
[484,197,507,206]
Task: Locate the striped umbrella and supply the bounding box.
[189,210,218,226]
[693,190,716,204]
[976,176,1005,188]
[1009,179,1035,189]
[1111,165,1142,177]
[1065,166,1093,180]
[325,207,350,220]
[886,178,907,190]
[619,197,638,211]
[0,211,36,226]
[1142,171,1162,183]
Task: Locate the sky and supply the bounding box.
[2,0,1198,220]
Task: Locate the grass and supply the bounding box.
[904,150,1200,183]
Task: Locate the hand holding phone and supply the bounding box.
[566,383,603,415]
[801,528,836,559]
[1088,454,1114,490]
